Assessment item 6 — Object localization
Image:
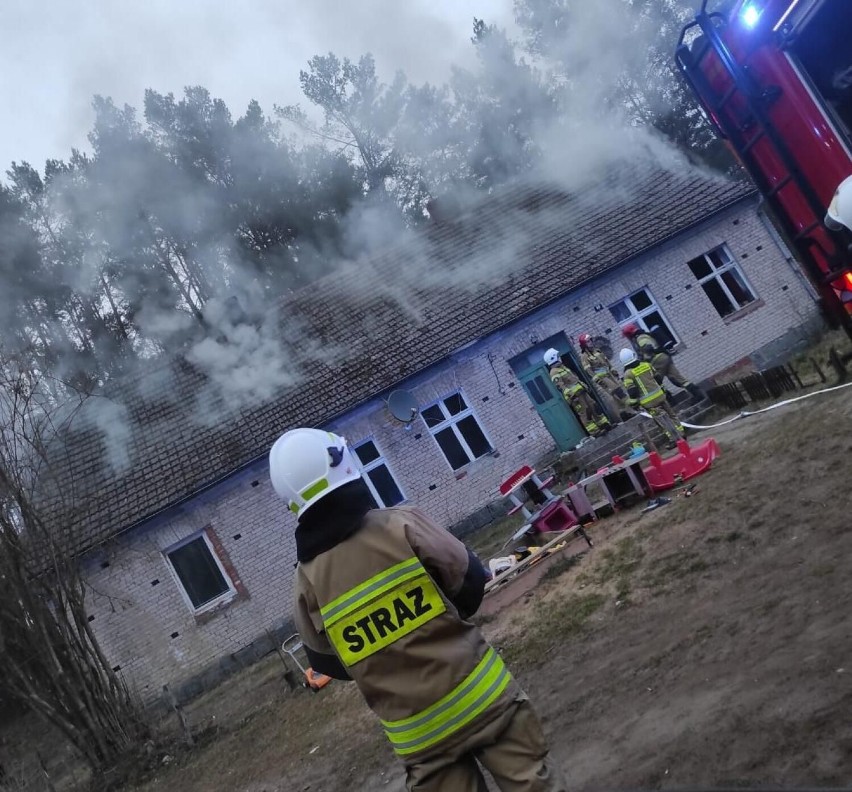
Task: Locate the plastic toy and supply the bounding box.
[641,437,720,493]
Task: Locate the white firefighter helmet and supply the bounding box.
[619,348,637,366]
[826,175,852,232]
[543,348,560,366]
[268,428,362,517]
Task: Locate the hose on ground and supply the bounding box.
[675,380,852,430]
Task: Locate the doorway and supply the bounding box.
[509,333,588,452]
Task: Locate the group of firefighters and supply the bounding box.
[544,323,705,446]
[266,324,708,791]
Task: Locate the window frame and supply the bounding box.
[609,287,680,346]
[421,391,494,471]
[164,530,236,615]
[688,244,758,318]
[352,438,406,508]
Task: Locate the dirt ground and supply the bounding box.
[106,382,852,792]
[3,378,850,792]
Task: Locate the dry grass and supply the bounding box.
[3,342,851,792]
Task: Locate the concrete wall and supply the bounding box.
[81,199,822,702]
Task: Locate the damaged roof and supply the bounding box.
[43,169,754,554]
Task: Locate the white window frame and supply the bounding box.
[353,438,406,507]
[688,244,758,317]
[609,287,680,345]
[421,391,493,471]
[163,529,236,615]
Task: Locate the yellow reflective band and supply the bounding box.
[321,557,423,626]
[326,571,445,667]
[381,648,512,756]
[300,478,329,502]
[639,389,664,405]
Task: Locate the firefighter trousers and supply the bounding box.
[644,400,684,444]
[569,390,609,436]
[651,353,690,389]
[405,697,568,792]
[594,374,635,419]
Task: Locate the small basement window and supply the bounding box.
[687,245,757,318]
[165,531,235,612]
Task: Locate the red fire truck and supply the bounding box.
[676,0,852,338]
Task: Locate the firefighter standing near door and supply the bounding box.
[578,333,635,421]
[619,348,685,445]
[622,323,705,402]
[544,348,610,437]
[270,428,567,792]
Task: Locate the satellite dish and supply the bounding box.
[387,390,419,424]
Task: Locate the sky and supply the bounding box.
[0,0,513,170]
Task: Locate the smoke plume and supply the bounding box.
[0,0,721,478]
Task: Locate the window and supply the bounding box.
[421,392,492,470]
[524,374,552,406]
[353,439,405,508]
[609,287,679,347]
[688,246,757,318]
[165,532,235,611]
[788,0,852,142]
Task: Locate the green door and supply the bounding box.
[518,366,586,452]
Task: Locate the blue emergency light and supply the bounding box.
[740,3,761,28]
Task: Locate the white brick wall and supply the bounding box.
[83,199,821,699]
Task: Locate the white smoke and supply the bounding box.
[3,0,723,480]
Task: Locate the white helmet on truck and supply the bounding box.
[269,428,362,517]
[619,348,637,366]
[543,348,560,366]
[826,174,852,232]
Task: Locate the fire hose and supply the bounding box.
[673,380,852,430]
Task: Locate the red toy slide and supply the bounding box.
[642,438,720,493]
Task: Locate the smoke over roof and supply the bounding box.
[38,170,752,556]
[2,0,743,548]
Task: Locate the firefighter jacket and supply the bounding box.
[580,348,617,384]
[548,363,585,399]
[634,332,660,362]
[293,480,518,764]
[622,360,665,408]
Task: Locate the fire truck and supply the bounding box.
[676,0,852,338]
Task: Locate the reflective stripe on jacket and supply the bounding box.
[581,348,615,383]
[382,646,511,755]
[549,363,584,398]
[623,361,664,406]
[294,507,518,762]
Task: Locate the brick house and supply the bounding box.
[50,170,823,701]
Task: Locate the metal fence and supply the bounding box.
[707,364,804,410]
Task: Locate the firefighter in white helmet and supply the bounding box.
[543,347,610,437]
[270,428,566,792]
[621,324,705,403]
[619,348,684,446]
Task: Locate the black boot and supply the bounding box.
[686,383,705,402]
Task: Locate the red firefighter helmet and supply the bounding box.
[621,323,640,339]
[578,332,592,349]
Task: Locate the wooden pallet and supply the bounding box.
[484,526,586,594]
